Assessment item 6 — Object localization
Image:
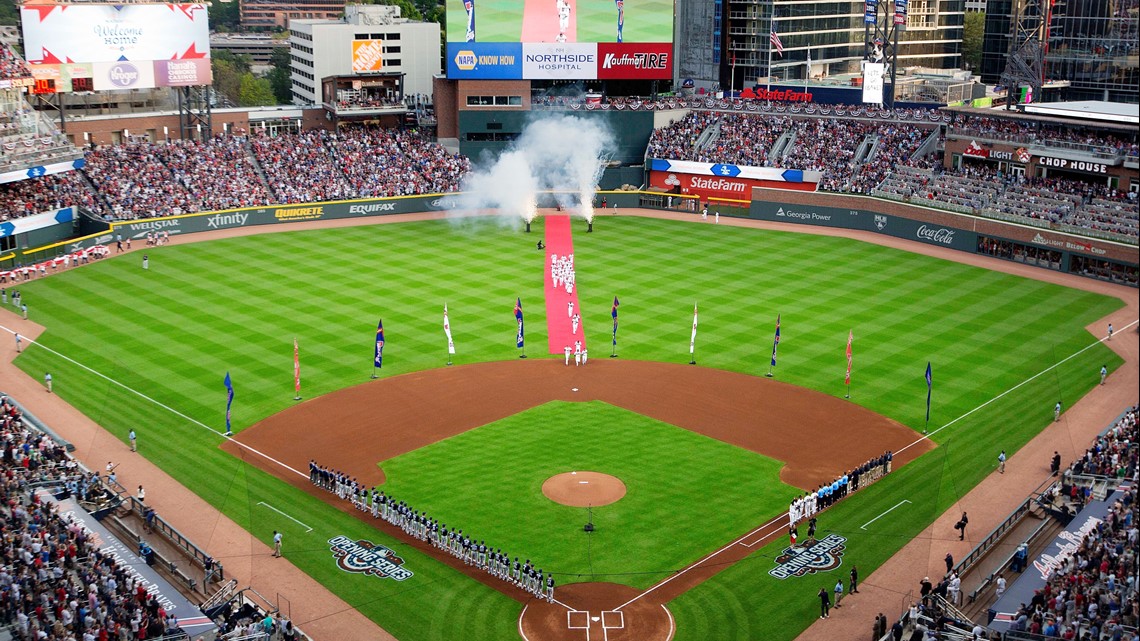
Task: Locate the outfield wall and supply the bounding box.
[746,188,1139,283]
[17,189,1138,287]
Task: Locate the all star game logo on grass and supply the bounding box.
[768,534,848,579]
[329,535,413,581]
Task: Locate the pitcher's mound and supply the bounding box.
[542,471,626,507]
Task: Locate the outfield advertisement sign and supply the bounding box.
[447,43,523,79]
[522,43,597,79]
[748,201,980,252]
[448,42,669,80]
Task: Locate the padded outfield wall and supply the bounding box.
[15,189,1138,287]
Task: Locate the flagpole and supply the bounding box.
[766,28,773,102]
[294,338,301,401]
[689,303,697,365]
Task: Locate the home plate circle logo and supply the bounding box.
[329,535,414,581]
[768,533,848,579]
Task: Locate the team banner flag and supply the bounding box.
[689,304,699,355]
[611,296,620,346]
[770,314,781,367]
[845,330,853,385]
[925,361,933,422]
[293,338,301,397]
[444,305,455,355]
[514,298,525,349]
[223,371,234,435]
[374,320,385,369]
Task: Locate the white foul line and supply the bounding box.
[860,499,911,530]
[257,501,313,532]
[615,322,1135,612]
[895,320,1137,457]
[1,324,308,481]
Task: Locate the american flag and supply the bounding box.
[770,26,784,57]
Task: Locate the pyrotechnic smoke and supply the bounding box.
[457,114,613,224]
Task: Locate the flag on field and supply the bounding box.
[374,320,385,369]
[293,338,301,397]
[925,362,933,423]
[770,314,781,367]
[611,296,620,346]
[689,304,698,355]
[223,372,234,435]
[514,298,524,349]
[443,305,455,355]
[845,330,853,386]
[770,25,784,57]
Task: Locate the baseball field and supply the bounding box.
[10,213,1124,641]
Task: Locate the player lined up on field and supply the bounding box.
[788,451,893,537]
[309,461,556,602]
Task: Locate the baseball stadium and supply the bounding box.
[1,4,1139,641]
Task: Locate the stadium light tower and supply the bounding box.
[999,0,1048,109]
[862,0,903,109]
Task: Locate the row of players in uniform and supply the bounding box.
[788,451,894,533]
[309,461,556,602]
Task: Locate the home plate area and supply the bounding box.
[519,582,672,641]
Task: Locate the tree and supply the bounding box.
[963,12,985,72]
[266,46,293,104]
[238,74,277,107]
[212,57,244,104]
[209,0,242,32]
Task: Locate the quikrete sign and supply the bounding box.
[1037,156,1109,175]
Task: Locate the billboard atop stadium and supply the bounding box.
[445,0,673,80]
[18,3,211,93]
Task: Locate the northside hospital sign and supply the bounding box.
[447,42,672,80]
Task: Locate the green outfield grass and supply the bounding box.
[446,0,674,43]
[11,215,1124,641]
[381,400,792,588]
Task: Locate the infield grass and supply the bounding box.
[10,215,1125,641]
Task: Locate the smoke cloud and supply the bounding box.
[456,114,613,224]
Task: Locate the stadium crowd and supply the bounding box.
[309,461,556,602]
[0,126,469,218]
[0,43,31,82]
[0,395,190,641]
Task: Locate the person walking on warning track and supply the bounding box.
[44,372,52,393]
[849,565,859,594]
[273,530,282,557]
[1100,364,1108,385]
[129,429,137,452]
[1107,323,1113,340]
[1054,401,1062,422]
[14,332,20,353]
[818,586,831,619]
[998,450,1006,474]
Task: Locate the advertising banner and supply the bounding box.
[154,59,212,87]
[352,40,384,72]
[862,62,885,104]
[92,60,157,91]
[649,159,821,184]
[446,42,523,79]
[596,43,672,80]
[21,4,211,65]
[522,43,597,80]
[0,158,86,186]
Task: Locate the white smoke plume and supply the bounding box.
[456,114,613,224]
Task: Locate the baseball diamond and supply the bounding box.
[5,209,1131,641]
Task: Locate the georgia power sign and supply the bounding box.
[329,535,413,581]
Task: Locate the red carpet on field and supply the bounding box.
[544,215,586,355]
[521,0,576,42]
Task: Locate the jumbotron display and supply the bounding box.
[19,3,211,93]
[445,0,674,80]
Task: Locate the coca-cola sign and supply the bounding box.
[916,224,956,245]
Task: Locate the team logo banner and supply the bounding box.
[768,534,848,579]
[329,536,413,581]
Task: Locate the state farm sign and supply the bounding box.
[596,43,672,80]
[649,170,754,201]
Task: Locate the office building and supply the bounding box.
[241,0,345,29]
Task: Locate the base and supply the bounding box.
[294,396,302,401]
[446,362,453,366]
[370,374,378,379]
[689,359,696,365]
[844,394,850,399]
[609,354,618,358]
[765,373,774,378]
[583,523,595,533]
[519,354,528,359]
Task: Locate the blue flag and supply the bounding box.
[925,362,933,422]
[514,298,524,348]
[223,372,234,434]
[611,296,620,346]
[770,314,781,367]
[374,320,385,368]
